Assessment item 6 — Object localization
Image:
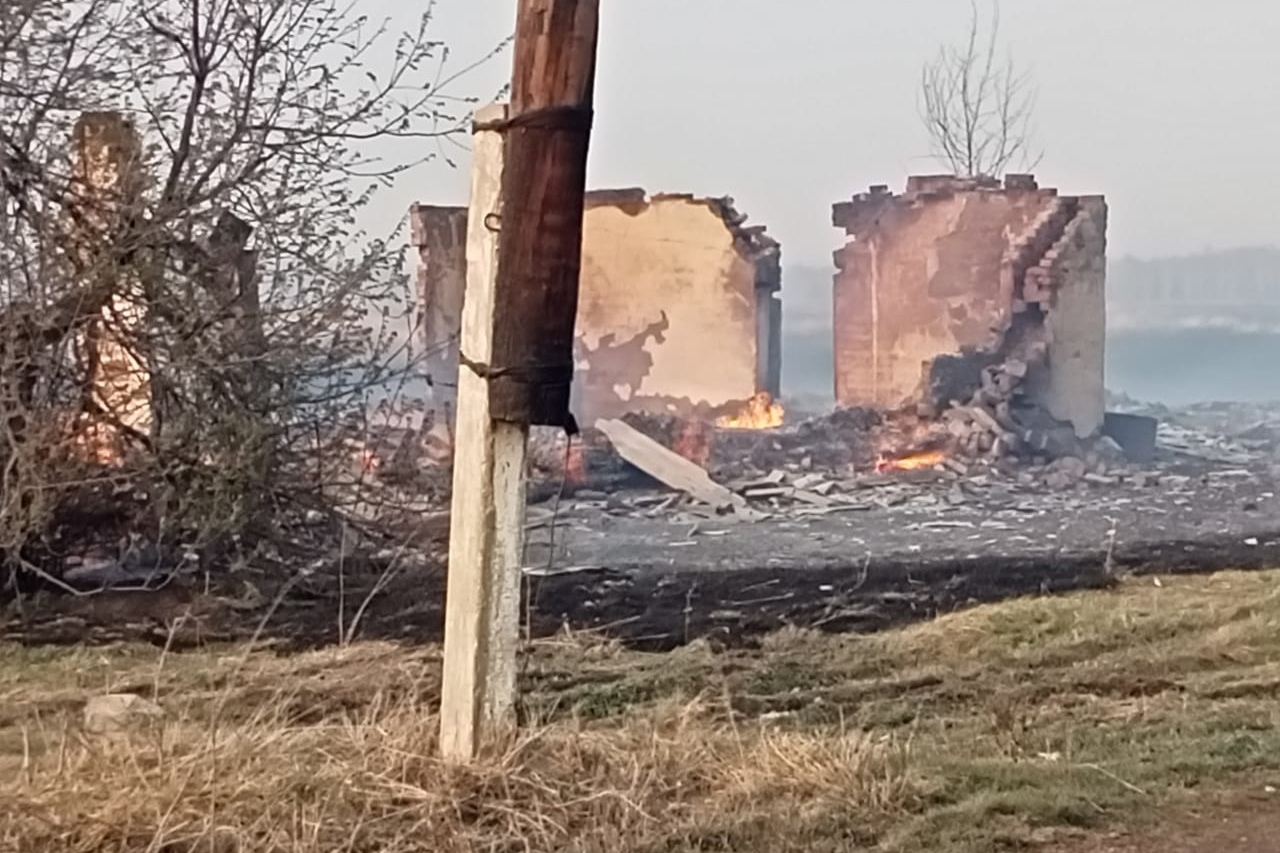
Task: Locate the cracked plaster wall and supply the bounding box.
[833,181,1052,408]
[410,191,780,426]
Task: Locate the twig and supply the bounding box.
[152,611,190,701]
[1102,516,1119,576]
[336,520,347,646]
[16,557,92,597]
[1077,762,1149,796]
[343,546,404,647]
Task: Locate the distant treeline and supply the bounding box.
[1109,246,1280,303]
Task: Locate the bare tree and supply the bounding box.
[919,0,1041,178]
[0,0,502,573]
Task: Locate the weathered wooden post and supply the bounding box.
[438,0,600,761]
[437,102,523,760]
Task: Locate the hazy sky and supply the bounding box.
[376,0,1279,267]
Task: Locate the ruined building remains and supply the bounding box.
[69,112,151,463]
[832,174,1107,440]
[411,190,781,426]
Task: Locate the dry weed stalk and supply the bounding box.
[3,667,917,852]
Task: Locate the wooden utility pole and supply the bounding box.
[438,0,600,762]
[438,103,523,761]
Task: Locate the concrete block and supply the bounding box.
[1103,412,1158,463]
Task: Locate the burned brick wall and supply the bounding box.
[410,190,781,427]
[1025,195,1108,437]
[72,112,151,463]
[832,175,1107,438]
[409,204,468,412]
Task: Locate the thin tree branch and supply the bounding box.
[918,0,1039,177]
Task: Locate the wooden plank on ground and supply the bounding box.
[596,418,755,516]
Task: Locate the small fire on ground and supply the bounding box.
[876,449,946,473]
[716,392,784,430]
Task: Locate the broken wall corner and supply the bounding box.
[832,174,1108,443]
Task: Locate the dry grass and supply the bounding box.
[4,570,1280,852]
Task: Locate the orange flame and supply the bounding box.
[716,392,784,430]
[876,450,945,473]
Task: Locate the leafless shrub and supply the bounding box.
[0,0,503,575]
[919,0,1041,178]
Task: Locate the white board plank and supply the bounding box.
[596,418,752,515]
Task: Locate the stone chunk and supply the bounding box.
[966,404,1003,435]
[1093,435,1126,460]
[84,693,165,734]
[1043,471,1075,490]
[1002,358,1028,379]
[1052,455,1089,480]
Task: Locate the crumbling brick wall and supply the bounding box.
[1024,196,1108,437]
[410,190,781,426]
[409,204,468,412]
[832,175,1107,438]
[72,111,151,461]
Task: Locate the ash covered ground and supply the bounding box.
[509,395,1280,646]
[10,395,1280,652]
